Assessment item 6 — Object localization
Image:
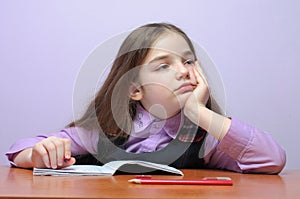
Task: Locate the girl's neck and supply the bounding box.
[137,102,181,121]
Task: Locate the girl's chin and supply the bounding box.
[146,103,182,119]
[175,92,192,105]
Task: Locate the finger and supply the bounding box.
[192,66,210,106]
[32,143,51,168]
[195,60,205,76]
[63,138,72,160]
[194,61,209,86]
[62,157,76,168]
[41,138,58,169]
[50,138,66,167]
[193,66,205,87]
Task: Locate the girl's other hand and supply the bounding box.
[31,137,76,169]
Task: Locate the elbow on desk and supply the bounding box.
[268,149,287,174]
[241,149,287,174]
[263,145,287,174]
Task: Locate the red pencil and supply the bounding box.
[128,178,233,185]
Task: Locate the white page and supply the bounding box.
[33,160,183,176]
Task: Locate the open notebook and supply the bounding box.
[33,160,183,176]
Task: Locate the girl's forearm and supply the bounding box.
[184,106,231,141]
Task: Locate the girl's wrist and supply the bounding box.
[184,105,210,130]
[184,105,231,141]
[13,148,34,168]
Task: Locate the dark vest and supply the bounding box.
[75,126,208,172]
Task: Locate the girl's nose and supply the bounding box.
[175,63,190,80]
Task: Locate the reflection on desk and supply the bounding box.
[0,166,298,199]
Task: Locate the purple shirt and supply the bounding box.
[125,104,181,153]
[6,105,286,174]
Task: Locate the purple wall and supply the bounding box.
[1,0,299,169]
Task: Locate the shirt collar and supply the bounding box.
[132,103,182,139]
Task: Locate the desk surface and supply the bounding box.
[0,166,298,199]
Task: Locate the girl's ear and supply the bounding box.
[129,83,143,101]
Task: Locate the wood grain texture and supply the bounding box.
[0,166,296,199]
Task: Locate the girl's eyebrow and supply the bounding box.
[148,50,194,64]
[148,55,169,64]
[182,50,195,58]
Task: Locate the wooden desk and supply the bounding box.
[0,166,298,199]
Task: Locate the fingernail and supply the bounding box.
[65,153,71,159]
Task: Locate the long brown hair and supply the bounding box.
[68,23,197,141]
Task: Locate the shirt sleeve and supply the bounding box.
[5,127,99,166]
[203,117,286,174]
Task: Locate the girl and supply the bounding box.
[6,23,286,174]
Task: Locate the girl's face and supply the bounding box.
[135,32,198,119]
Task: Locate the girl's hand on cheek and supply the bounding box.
[31,137,76,169]
[184,62,210,112]
[183,62,210,128]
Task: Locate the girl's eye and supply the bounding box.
[157,64,169,70]
[184,59,195,66]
